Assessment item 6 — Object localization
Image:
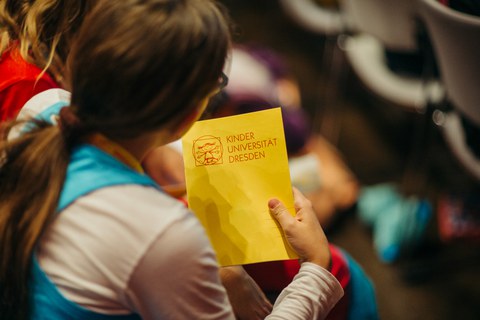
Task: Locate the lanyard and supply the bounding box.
[87,133,144,174]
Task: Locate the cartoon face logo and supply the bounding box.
[193,135,223,166]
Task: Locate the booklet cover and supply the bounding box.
[182,108,298,266]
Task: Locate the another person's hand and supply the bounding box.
[269,187,331,269]
[142,145,186,198]
[219,265,273,320]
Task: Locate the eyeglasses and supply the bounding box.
[210,72,229,96]
[215,52,231,94]
[218,71,229,92]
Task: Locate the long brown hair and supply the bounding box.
[0,0,94,83]
[0,0,231,318]
[0,0,30,52]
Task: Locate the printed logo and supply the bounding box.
[193,135,223,166]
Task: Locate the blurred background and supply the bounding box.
[219,0,480,319]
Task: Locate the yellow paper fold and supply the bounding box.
[182,108,298,266]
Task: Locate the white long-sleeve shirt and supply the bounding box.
[37,184,343,319]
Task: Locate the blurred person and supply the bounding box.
[218,45,359,229]
[0,0,94,123]
[207,45,378,320]
[0,0,344,319]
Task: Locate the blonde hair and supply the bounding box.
[0,0,93,83]
[0,0,30,53]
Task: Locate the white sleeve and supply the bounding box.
[8,88,71,140]
[125,212,235,320]
[267,263,344,320]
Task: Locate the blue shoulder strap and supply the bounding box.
[31,144,159,320]
[31,259,142,320]
[59,144,159,210]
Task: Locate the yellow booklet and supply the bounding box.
[182,108,298,266]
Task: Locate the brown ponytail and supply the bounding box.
[0,121,69,319]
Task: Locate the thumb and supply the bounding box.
[268,198,294,229]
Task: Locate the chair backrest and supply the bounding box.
[418,0,480,126]
[279,0,345,35]
[340,0,419,51]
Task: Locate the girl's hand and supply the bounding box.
[269,187,331,269]
[142,145,186,198]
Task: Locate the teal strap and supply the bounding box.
[31,260,141,320]
[31,144,159,319]
[59,144,159,211]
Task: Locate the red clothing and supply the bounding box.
[245,244,351,320]
[0,48,59,122]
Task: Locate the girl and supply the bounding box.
[2,1,282,317]
[0,0,343,319]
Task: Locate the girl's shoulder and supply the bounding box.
[38,184,211,314]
